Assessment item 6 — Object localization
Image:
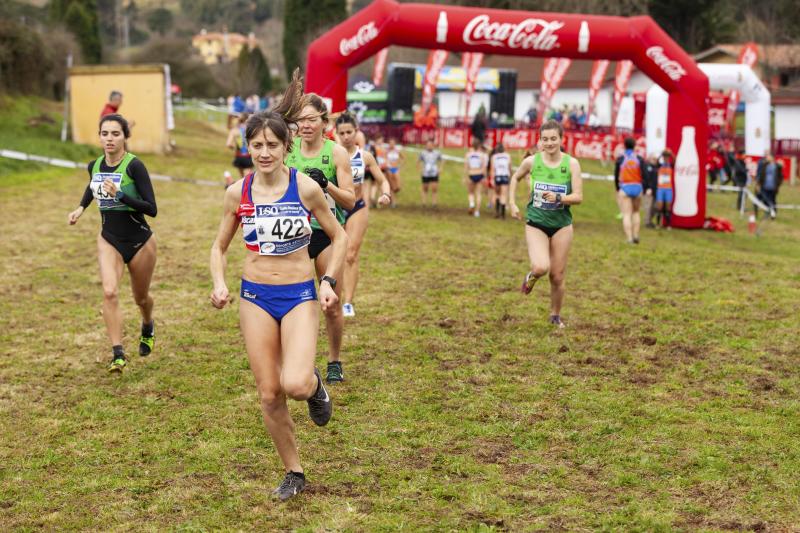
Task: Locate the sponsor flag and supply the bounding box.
[421,49,449,113]
[725,42,758,132]
[611,60,633,133]
[462,52,483,120]
[536,57,571,125]
[588,59,609,119]
[372,48,389,86]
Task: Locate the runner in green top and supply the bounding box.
[68,114,158,371]
[285,92,354,384]
[509,119,583,328]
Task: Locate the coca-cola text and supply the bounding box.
[340,21,379,56]
[463,15,563,50]
[646,46,687,81]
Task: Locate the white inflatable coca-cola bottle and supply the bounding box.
[673,125,699,217]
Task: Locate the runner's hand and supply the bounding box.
[509,203,521,220]
[210,286,231,309]
[319,283,338,312]
[542,191,556,202]
[306,168,329,190]
[102,178,118,197]
[378,192,391,206]
[68,206,84,225]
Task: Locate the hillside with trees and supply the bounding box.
[1,0,799,99]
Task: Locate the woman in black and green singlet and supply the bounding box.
[67,114,158,371]
[509,119,583,328]
[285,95,354,384]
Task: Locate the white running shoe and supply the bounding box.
[342,303,355,317]
[474,210,480,218]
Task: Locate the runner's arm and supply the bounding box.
[79,162,94,209]
[225,128,236,150]
[209,182,241,308]
[116,159,158,217]
[325,143,355,210]
[508,156,533,219]
[562,156,583,206]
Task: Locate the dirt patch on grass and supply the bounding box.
[464,511,508,531]
[473,438,516,465]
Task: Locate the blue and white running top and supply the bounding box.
[350,147,365,185]
[467,151,486,173]
[237,168,312,256]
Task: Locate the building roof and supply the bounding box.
[192,31,254,45]
[694,44,800,69]
[482,55,615,90]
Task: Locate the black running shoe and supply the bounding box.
[326,361,344,384]
[139,321,155,356]
[271,471,305,502]
[307,368,332,426]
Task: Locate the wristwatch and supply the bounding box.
[115,190,125,201]
[320,275,337,289]
[555,193,562,203]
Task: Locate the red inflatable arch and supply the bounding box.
[306,0,709,228]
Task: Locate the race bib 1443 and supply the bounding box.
[532,182,567,210]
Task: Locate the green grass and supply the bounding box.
[1,99,800,530]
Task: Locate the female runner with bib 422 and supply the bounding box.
[509,120,583,328]
[68,114,157,372]
[209,72,348,502]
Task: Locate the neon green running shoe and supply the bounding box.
[139,321,155,357]
[108,356,127,373]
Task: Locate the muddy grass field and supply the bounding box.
[1,105,800,530]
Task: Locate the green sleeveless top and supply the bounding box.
[285,138,343,228]
[526,152,573,229]
[90,153,141,212]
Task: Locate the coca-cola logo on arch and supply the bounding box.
[463,15,563,50]
[646,46,687,81]
[340,21,379,56]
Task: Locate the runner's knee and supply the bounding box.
[102,285,119,302]
[531,263,549,278]
[282,374,315,400]
[549,270,565,286]
[258,386,285,411]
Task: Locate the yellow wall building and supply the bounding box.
[192,30,257,65]
[69,64,172,155]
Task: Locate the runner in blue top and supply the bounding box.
[68,114,158,371]
[209,70,347,502]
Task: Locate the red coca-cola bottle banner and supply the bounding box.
[305,0,709,228]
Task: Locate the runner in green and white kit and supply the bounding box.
[509,120,583,328]
[285,95,354,383]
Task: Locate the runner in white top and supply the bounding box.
[418,139,443,208]
[490,142,513,219]
[335,113,392,319]
[464,138,488,217]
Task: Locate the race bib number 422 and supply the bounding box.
[90,172,123,208]
[532,182,567,210]
[253,203,311,255]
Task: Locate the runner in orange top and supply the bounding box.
[614,137,644,244]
